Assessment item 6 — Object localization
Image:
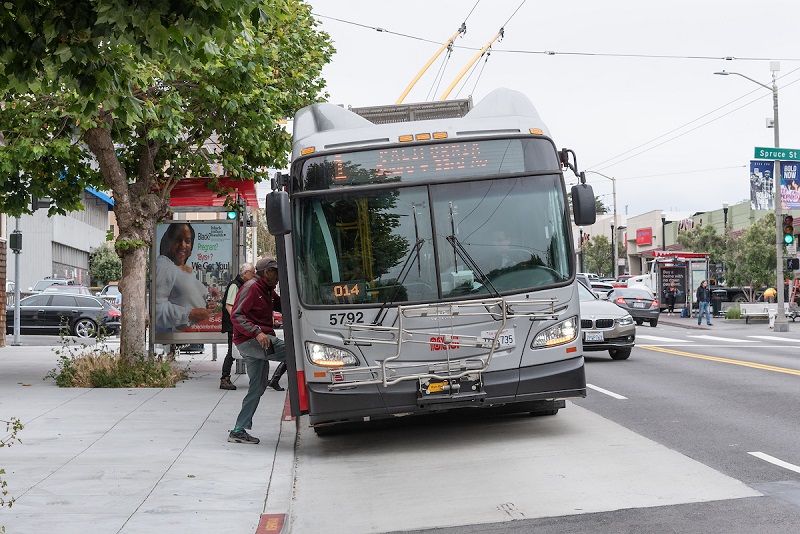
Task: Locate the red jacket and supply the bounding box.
[232,276,281,345]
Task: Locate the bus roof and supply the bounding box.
[292,88,551,160]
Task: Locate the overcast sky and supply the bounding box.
[305,0,800,220]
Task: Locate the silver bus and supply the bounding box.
[267,88,597,434]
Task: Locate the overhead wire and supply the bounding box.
[590,68,800,172]
[311,13,800,62]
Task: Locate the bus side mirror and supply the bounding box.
[266,190,291,235]
[571,183,596,226]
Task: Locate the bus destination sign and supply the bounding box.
[754,147,800,161]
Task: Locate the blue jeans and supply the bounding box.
[697,301,711,325]
[234,335,286,431]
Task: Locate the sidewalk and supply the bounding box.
[0,342,295,534]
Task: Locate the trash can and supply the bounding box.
[711,290,726,317]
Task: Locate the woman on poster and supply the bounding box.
[155,223,215,332]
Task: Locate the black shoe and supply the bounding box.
[268,377,285,391]
[707,323,713,326]
[228,429,259,444]
[220,377,237,390]
[268,362,287,391]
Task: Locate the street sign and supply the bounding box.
[754,147,800,161]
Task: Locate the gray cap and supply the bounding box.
[256,257,278,272]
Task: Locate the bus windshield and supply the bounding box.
[294,172,571,307]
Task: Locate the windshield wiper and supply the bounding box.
[445,234,501,298]
[373,238,425,326]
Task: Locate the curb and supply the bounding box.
[261,393,297,533]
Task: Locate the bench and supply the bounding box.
[739,303,797,324]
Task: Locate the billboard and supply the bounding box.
[152,221,235,344]
[749,160,800,210]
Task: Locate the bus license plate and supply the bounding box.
[480,328,515,348]
[585,332,604,342]
[427,381,446,393]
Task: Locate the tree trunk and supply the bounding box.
[84,121,170,362]
[118,246,148,357]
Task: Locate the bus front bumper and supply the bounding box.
[305,356,585,426]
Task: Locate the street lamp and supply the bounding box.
[585,171,617,276]
[661,213,666,252]
[722,202,729,233]
[715,63,787,331]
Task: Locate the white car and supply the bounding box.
[578,282,636,360]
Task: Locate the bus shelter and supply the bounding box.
[149,178,258,352]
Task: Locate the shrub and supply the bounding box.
[46,334,189,388]
[2,416,23,533]
[725,305,742,319]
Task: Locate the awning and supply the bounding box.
[168,177,259,209]
[640,249,710,259]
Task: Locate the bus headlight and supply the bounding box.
[305,342,360,368]
[531,316,578,348]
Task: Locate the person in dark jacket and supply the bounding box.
[228,257,285,445]
[696,279,712,326]
[664,280,679,315]
[219,262,255,390]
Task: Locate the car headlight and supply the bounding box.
[306,342,360,368]
[532,316,578,348]
[617,314,634,326]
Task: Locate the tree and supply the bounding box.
[89,243,122,286]
[583,235,612,277]
[675,224,727,265]
[725,214,776,302]
[0,1,334,358]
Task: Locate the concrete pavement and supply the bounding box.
[0,341,294,534]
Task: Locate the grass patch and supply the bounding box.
[725,305,742,319]
[46,335,189,388]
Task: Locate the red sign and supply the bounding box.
[636,228,653,246]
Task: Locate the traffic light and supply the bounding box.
[783,214,794,245]
[787,257,800,271]
[226,210,237,220]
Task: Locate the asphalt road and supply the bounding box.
[288,320,800,534]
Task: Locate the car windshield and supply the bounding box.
[578,282,597,302]
[33,280,59,291]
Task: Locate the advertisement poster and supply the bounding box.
[750,160,800,210]
[152,221,234,343]
[660,265,686,303]
[750,160,774,210]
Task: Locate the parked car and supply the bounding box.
[96,282,121,298]
[28,278,74,294]
[273,311,283,329]
[578,282,635,360]
[6,294,121,338]
[41,285,93,295]
[608,287,660,327]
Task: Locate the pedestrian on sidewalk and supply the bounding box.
[228,257,286,445]
[696,279,713,326]
[219,262,255,390]
[664,280,679,315]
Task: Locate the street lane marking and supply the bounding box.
[748,335,800,344]
[644,346,800,376]
[688,335,754,343]
[749,452,800,475]
[587,383,627,399]
[636,334,690,343]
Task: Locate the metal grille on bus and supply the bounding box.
[582,319,614,329]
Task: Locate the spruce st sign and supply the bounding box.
[754,147,800,161]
